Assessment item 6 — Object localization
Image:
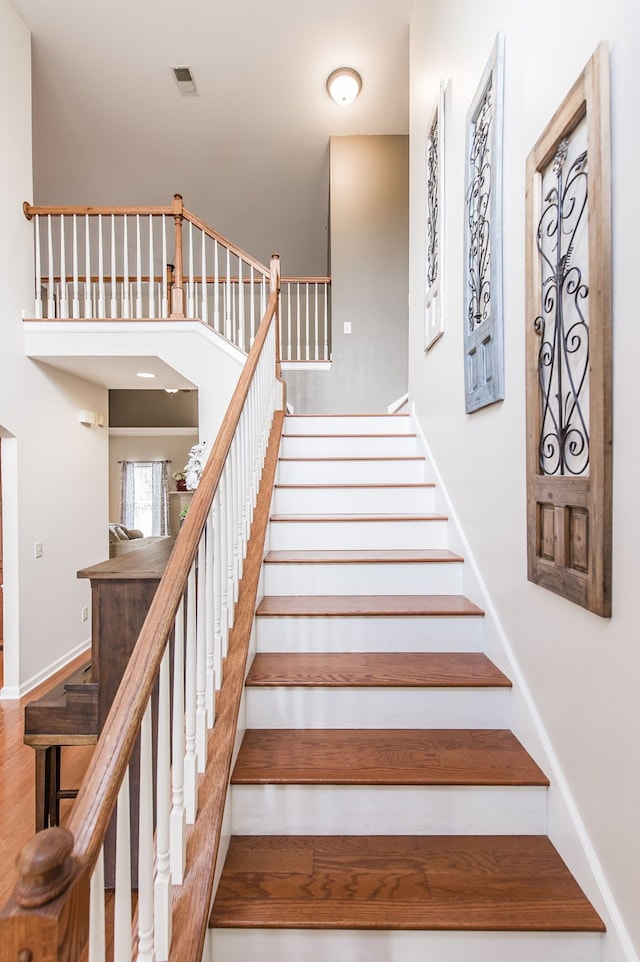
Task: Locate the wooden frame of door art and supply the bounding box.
[525,42,612,617]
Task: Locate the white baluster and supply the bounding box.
[314,282,319,360]
[154,647,172,961]
[70,214,79,319]
[231,439,240,603]
[200,229,207,324]
[170,599,186,882]
[114,770,132,962]
[196,538,208,773]
[323,282,329,360]
[238,259,245,351]
[184,568,198,823]
[58,215,68,319]
[43,216,51,318]
[135,214,143,318]
[97,214,105,318]
[213,239,220,332]
[305,281,310,360]
[89,847,105,962]
[213,489,223,689]
[33,214,43,318]
[123,215,130,316]
[296,282,301,360]
[137,702,155,962]
[110,215,118,318]
[225,461,235,631]
[205,513,216,719]
[161,214,168,319]
[250,265,256,345]
[219,469,230,652]
[286,282,292,361]
[84,215,92,317]
[225,247,231,340]
[186,221,194,318]
[148,215,155,319]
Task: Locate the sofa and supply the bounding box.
[108,523,170,558]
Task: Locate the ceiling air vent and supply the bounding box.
[172,66,198,97]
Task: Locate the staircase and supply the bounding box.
[208,413,604,962]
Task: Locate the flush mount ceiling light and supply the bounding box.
[165,388,179,394]
[326,67,362,106]
[136,372,156,379]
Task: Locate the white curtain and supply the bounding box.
[120,460,170,536]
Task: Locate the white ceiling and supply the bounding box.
[13,0,412,279]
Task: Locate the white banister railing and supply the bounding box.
[24,197,331,362]
[0,260,283,962]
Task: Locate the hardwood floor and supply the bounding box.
[0,651,93,907]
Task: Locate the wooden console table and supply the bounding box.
[76,537,175,885]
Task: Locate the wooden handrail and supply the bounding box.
[182,206,270,278]
[68,284,280,868]
[0,257,283,960]
[41,274,331,286]
[23,202,174,220]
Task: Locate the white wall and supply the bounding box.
[0,0,109,696]
[285,135,409,413]
[409,1,640,956]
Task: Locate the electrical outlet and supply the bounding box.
[34,542,43,559]
[81,606,89,622]
[343,321,352,334]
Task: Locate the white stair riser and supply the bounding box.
[280,435,418,459]
[208,929,602,962]
[273,485,435,515]
[230,784,547,836]
[277,458,428,485]
[263,560,463,596]
[256,614,484,653]
[245,686,510,729]
[268,519,448,551]
[284,415,413,436]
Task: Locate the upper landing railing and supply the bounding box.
[23,193,331,362]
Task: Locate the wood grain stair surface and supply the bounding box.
[231,729,549,786]
[245,652,511,689]
[210,834,605,931]
[264,549,463,565]
[256,594,484,617]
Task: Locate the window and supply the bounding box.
[120,460,170,536]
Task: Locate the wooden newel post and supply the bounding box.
[170,194,185,318]
[270,254,282,378]
[0,828,91,962]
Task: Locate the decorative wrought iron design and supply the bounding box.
[534,137,590,476]
[466,76,493,333]
[426,111,439,288]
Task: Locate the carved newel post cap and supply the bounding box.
[14,827,75,908]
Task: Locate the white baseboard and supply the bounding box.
[0,638,91,701]
[410,402,638,962]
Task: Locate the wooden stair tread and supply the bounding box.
[246,652,511,688]
[231,729,548,786]
[210,834,605,932]
[270,513,447,522]
[264,548,463,564]
[256,594,484,617]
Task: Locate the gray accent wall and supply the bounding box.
[285,135,408,413]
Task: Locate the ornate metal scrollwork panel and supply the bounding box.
[463,34,504,413]
[534,123,590,477]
